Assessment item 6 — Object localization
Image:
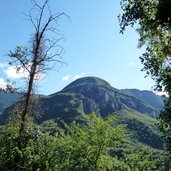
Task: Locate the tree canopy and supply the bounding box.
[120,0,171,166]
[0,113,163,170]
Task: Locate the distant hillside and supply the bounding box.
[0,92,22,112]
[0,77,163,149]
[115,109,163,149]
[21,77,160,125]
[123,89,164,111]
[0,77,162,118]
[59,77,158,117]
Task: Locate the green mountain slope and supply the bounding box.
[40,77,163,149]
[28,77,159,123]
[0,77,163,149]
[123,89,164,111]
[115,109,163,149]
[61,77,159,117]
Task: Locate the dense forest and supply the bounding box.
[1,0,171,170]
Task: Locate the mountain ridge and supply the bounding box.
[0,76,164,149]
[122,89,164,111]
[0,77,164,120]
[59,77,160,117]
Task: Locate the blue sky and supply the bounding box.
[0,0,155,95]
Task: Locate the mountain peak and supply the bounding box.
[63,76,112,91]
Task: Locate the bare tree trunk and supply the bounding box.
[8,0,66,133]
[20,34,40,132]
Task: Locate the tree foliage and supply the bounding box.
[119,0,171,165]
[120,0,171,92]
[0,114,124,170]
[0,113,163,170]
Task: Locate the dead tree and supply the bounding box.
[8,0,66,133]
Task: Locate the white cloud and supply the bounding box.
[154,91,168,97]
[4,65,29,79]
[72,72,86,80]
[4,64,45,81]
[0,78,7,89]
[62,72,87,82]
[62,75,71,81]
[128,62,136,66]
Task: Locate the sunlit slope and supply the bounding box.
[0,77,163,149]
[115,109,163,149]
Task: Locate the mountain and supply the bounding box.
[28,77,159,123]
[115,109,163,149]
[0,77,164,149]
[58,77,159,116]
[0,77,163,119]
[0,92,23,113]
[122,89,164,111]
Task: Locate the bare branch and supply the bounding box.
[8,0,67,133]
